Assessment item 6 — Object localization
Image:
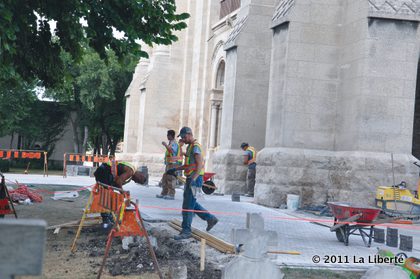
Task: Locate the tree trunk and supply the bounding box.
[17,134,22,150]
[70,113,80,153]
[9,132,14,149]
[82,126,88,154]
[110,135,119,155]
[102,134,109,155]
[110,141,117,156]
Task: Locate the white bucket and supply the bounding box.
[287,194,300,211]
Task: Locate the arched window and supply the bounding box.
[215,61,225,90]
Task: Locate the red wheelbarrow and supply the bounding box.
[328,202,382,247]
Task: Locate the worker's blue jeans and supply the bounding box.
[181,176,214,234]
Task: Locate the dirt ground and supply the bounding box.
[9,184,232,279]
[5,183,364,279]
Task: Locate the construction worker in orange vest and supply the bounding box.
[166,127,218,240]
[157,130,182,200]
[241,143,257,197]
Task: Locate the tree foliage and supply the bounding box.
[0,0,189,87]
[45,48,137,155]
[0,80,38,137]
[0,83,68,155]
[17,101,68,154]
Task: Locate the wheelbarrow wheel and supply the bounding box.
[202,180,216,195]
[336,229,344,242]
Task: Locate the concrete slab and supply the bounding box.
[0,219,47,278]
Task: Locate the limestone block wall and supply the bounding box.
[255,0,420,207]
[337,0,420,153]
[256,147,418,207]
[358,19,418,152]
[220,0,276,151]
[267,0,341,150]
[213,0,276,193]
[212,149,248,194]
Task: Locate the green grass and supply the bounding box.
[282,268,364,279]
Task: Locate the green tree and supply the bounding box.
[82,51,137,155]
[16,101,68,155]
[0,0,189,87]
[0,80,38,144]
[45,48,137,155]
[0,82,68,157]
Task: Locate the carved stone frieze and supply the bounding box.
[368,0,420,21]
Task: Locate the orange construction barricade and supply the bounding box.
[0,173,17,218]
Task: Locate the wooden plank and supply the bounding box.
[169,222,223,250]
[178,224,234,253]
[48,220,79,229]
[172,219,235,253]
[168,222,233,253]
[47,218,101,230]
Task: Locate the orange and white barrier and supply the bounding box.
[70,182,162,279]
[62,153,110,177]
[0,149,48,176]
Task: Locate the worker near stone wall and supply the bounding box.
[166,126,218,240]
[241,142,257,197]
[156,130,182,200]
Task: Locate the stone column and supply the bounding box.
[206,90,223,172]
[209,103,219,148]
[217,104,222,145]
[212,0,277,194]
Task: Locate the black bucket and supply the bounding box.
[140,166,149,185]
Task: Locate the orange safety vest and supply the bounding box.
[165,141,183,165]
[246,146,257,165]
[184,141,205,177]
[106,161,135,185]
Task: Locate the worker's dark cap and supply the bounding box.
[178,126,192,138]
[240,142,249,148]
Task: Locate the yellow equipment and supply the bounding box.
[376,181,420,216]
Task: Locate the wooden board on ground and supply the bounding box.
[169,219,235,254]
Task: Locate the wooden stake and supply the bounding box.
[63,153,67,178]
[200,238,206,271]
[43,152,48,177]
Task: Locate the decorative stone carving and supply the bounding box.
[272,0,295,22]
[224,16,248,50]
[212,40,225,62]
[368,0,420,21]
